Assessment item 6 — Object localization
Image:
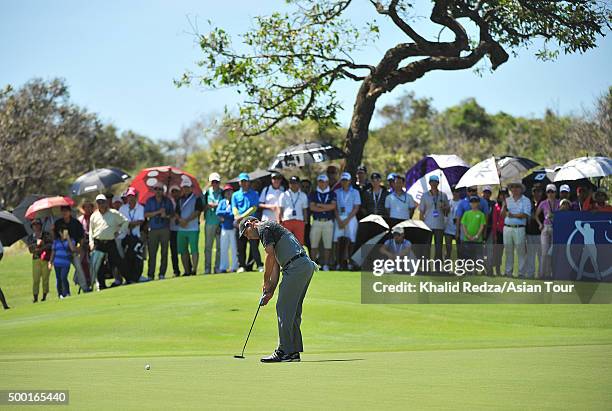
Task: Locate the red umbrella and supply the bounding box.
[25,196,75,220]
[131,166,202,204]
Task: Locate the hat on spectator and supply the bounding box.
[222,184,234,192]
[469,196,480,202]
[340,172,351,181]
[357,165,367,173]
[560,184,570,193]
[482,185,492,193]
[559,199,571,208]
[289,176,301,183]
[392,226,404,235]
[546,184,557,192]
[112,196,122,203]
[95,194,107,202]
[271,172,282,179]
[239,216,258,238]
[386,173,396,181]
[317,174,328,182]
[181,180,193,188]
[125,187,137,197]
[370,172,381,180]
[209,172,221,182]
[429,175,440,183]
[238,172,250,182]
[169,185,180,192]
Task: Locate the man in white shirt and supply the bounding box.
[118,188,145,240]
[385,174,416,226]
[259,173,285,222]
[279,176,309,245]
[502,182,532,278]
[334,172,361,270]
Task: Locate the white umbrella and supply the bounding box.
[456,157,500,188]
[553,156,612,182]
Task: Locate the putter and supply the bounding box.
[234,293,266,359]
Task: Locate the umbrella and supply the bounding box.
[269,141,345,170]
[228,169,274,186]
[70,168,130,196]
[351,215,431,267]
[553,156,612,182]
[457,156,539,188]
[0,211,27,246]
[131,166,202,204]
[404,154,469,203]
[25,196,75,220]
[522,167,560,192]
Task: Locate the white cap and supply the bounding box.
[340,172,351,181]
[209,172,221,182]
[169,185,180,192]
[112,196,122,203]
[482,185,492,192]
[560,184,570,193]
[392,226,404,235]
[95,194,107,201]
[546,184,557,192]
[317,174,328,182]
[181,180,193,188]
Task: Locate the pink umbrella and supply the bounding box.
[25,196,75,220]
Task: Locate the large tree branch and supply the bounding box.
[371,0,430,45]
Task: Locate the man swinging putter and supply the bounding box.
[239,216,316,362]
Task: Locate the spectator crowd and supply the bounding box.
[9,164,612,304]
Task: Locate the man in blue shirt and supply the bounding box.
[501,182,532,278]
[144,182,175,280]
[232,172,263,272]
[334,172,361,270]
[309,174,336,271]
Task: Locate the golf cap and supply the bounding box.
[209,172,221,182]
[181,180,193,188]
[317,174,328,182]
[371,172,381,180]
[560,184,570,193]
[239,216,258,238]
[482,185,492,193]
[467,186,478,191]
[271,172,282,179]
[387,173,396,181]
[429,175,440,183]
[238,172,250,181]
[357,165,367,173]
[289,176,301,183]
[392,226,404,235]
[451,185,459,192]
[469,196,480,203]
[169,185,180,192]
[112,196,122,203]
[222,183,234,192]
[340,172,351,181]
[546,184,557,192]
[95,194,107,202]
[125,187,137,197]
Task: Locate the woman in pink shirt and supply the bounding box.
[536,184,560,278]
[491,188,507,276]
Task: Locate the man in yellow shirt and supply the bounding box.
[89,194,129,289]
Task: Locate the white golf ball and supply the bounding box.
[145,364,150,370]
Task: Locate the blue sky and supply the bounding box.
[1,0,610,142]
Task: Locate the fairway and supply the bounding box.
[1,252,612,410]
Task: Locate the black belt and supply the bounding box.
[313,217,333,221]
[283,252,307,268]
[504,224,525,228]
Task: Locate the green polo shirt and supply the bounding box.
[461,209,486,242]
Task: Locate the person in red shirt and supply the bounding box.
[491,188,508,276]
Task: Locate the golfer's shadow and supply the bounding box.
[301,358,365,363]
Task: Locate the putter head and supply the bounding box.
[234,355,245,359]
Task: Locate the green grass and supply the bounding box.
[1,250,611,410]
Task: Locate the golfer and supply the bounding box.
[239,216,315,363]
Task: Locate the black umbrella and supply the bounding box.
[70,168,130,196]
[269,141,345,170]
[351,215,431,267]
[0,211,27,247]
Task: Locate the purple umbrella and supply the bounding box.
[404,155,469,203]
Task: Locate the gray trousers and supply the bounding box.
[148,228,170,278]
[276,257,315,354]
[204,223,220,273]
[524,234,541,279]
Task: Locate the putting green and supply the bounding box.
[1,252,611,409]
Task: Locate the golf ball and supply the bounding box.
[145,364,150,370]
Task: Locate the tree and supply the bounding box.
[178,0,610,174]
